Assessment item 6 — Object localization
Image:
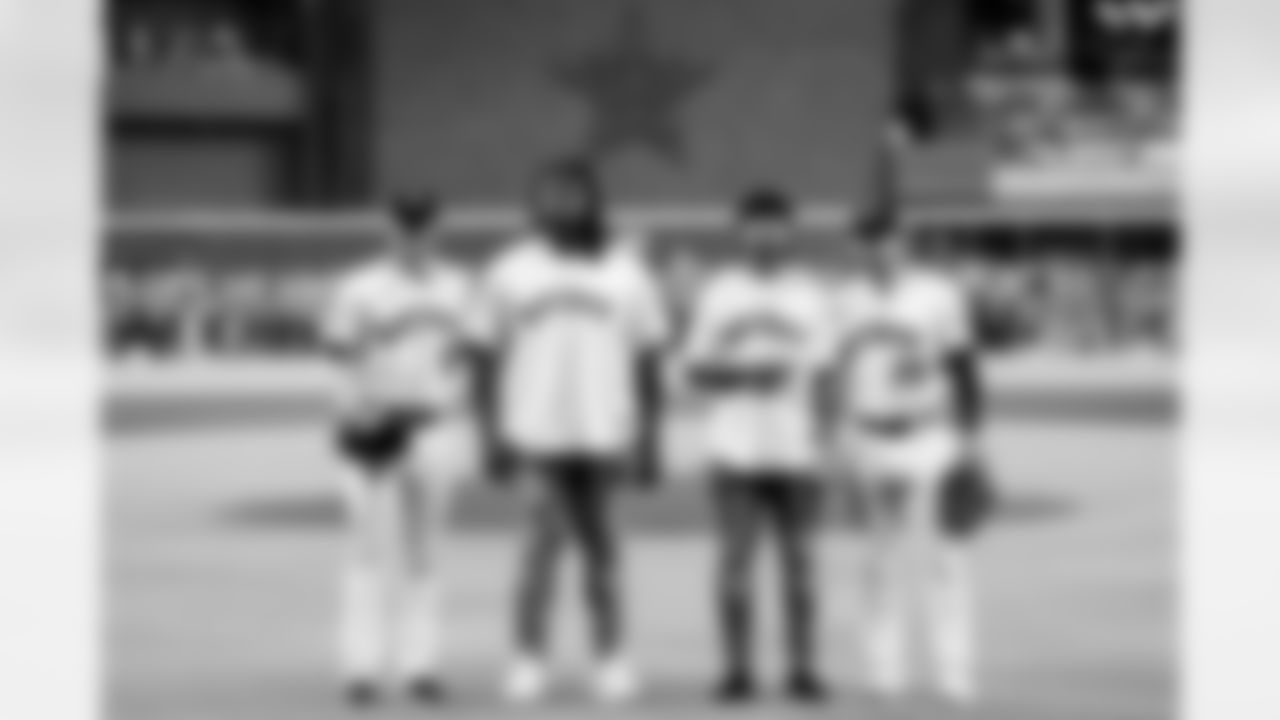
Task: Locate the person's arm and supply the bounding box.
[320,276,373,420]
[672,277,718,400]
[631,259,673,488]
[946,347,984,433]
[466,263,516,485]
[812,282,847,430]
[635,348,665,487]
[471,344,515,484]
[939,281,998,538]
[941,280,985,435]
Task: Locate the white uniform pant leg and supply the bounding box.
[392,416,479,681]
[851,424,975,700]
[923,540,978,702]
[837,422,963,694]
[336,461,401,684]
[847,424,961,492]
[893,427,977,701]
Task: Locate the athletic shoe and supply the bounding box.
[713,672,756,704]
[937,666,977,706]
[786,672,829,703]
[408,676,448,704]
[594,657,640,704]
[504,659,549,705]
[344,680,379,708]
[866,624,909,697]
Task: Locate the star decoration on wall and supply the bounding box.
[558,7,711,165]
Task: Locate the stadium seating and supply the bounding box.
[103,210,1176,359]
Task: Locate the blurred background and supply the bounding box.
[102,0,1178,361]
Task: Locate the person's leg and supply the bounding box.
[507,458,567,702]
[925,439,985,703]
[924,534,977,703]
[336,463,399,702]
[768,476,825,700]
[560,458,622,657]
[711,473,764,700]
[394,420,468,700]
[560,457,635,701]
[859,473,914,697]
[334,416,415,703]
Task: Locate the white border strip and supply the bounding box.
[0,1,99,719]
[1186,1,1280,719]
[105,199,1174,242]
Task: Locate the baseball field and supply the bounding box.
[107,355,1175,720]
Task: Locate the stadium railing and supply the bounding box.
[104,207,1176,359]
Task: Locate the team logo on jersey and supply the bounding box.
[362,308,465,345]
[709,313,804,357]
[695,313,804,393]
[835,323,930,394]
[510,290,617,336]
[361,309,471,367]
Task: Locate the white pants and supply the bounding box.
[834,420,978,700]
[404,416,483,494]
[337,416,480,683]
[836,421,962,491]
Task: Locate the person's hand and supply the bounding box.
[479,425,516,487]
[629,432,662,490]
[489,448,517,487]
[956,426,986,467]
[941,452,999,540]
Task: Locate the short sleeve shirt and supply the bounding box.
[832,267,972,423]
[324,258,485,414]
[482,237,669,455]
[680,265,836,472]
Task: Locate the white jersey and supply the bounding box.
[832,267,972,424]
[324,258,484,415]
[482,237,668,456]
[681,265,834,473]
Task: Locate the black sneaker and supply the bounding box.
[714,672,756,704]
[345,680,379,708]
[408,676,448,704]
[786,672,829,704]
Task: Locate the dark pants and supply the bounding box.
[515,455,623,658]
[712,473,821,679]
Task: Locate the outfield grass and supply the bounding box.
[107,374,1174,720]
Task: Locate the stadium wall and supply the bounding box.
[102,208,1178,360]
[371,0,895,205]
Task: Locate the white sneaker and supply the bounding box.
[866,623,908,697]
[594,658,640,704]
[936,666,972,702]
[937,667,977,705]
[504,659,549,705]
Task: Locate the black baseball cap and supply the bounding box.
[387,192,440,234]
[737,186,794,222]
[852,202,899,246]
